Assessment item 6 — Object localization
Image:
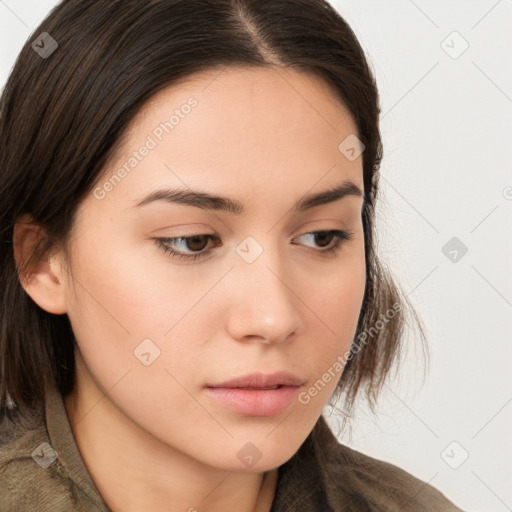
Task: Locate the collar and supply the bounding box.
[45,384,111,511]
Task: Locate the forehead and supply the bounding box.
[91,66,363,213]
[136,65,356,141]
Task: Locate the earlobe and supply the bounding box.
[12,214,68,315]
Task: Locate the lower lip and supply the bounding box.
[203,385,301,417]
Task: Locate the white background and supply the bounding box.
[1,1,511,511]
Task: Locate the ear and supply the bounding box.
[12,214,68,315]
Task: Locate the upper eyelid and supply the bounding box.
[162,228,347,242]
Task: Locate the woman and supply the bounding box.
[0,1,463,510]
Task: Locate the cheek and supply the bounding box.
[307,245,366,336]
[63,239,210,428]
[63,232,224,393]
[66,227,219,337]
[301,247,366,384]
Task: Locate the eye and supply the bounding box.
[153,234,220,261]
[153,229,354,262]
[292,230,354,256]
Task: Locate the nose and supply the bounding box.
[225,250,303,345]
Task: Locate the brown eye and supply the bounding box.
[293,230,353,256]
[154,234,220,261]
[311,231,336,248]
[184,235,210,252]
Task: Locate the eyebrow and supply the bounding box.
[134,180,363,214]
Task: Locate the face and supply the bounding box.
[59,66,366,472]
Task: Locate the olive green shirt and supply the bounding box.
[0,385,464,511]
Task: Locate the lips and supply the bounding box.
[205,371,304,390]
[204,371,305,416]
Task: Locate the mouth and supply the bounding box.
[204,372,304,417]
[206,371,304,390]
[235,385,281,390]
[203,385,302,417]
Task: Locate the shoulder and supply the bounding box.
[312,416,465,511]
[0,402,97,512]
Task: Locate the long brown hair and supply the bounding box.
[0,0,426,425]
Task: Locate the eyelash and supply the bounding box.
[153,230,354,261]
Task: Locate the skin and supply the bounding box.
[14,66,366,512]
